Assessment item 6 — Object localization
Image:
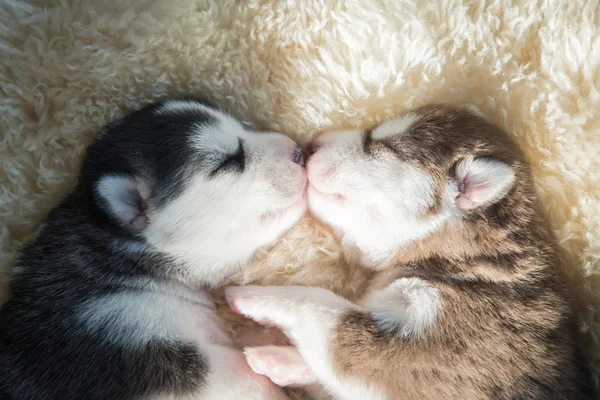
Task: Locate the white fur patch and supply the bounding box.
[366,277,443,338]
[372,112,420,140]
[189,117,240,156]
[155,99,215,117]
[77,288,215,346]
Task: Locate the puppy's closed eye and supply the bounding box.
[211,138,245,176]
[362,129,399,158]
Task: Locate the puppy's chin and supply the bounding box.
[261,193,308,243]
[308,193,402,271]
[284,194,309,224]
[307,186,340,222]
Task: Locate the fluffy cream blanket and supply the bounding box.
[1,0,599,395]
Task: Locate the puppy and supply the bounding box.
[0,99,307,400]
[225,105,593,399]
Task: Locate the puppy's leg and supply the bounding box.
[225,286,355,358]
[226,286,381,399]
[226,280,443,400]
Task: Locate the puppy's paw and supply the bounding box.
[244,346,315,387]
[226,285,357,344]
[225,286,285,326]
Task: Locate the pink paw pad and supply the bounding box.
[244,346,315,387]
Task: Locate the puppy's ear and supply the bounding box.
[96,175,151,231]
[452,156,515,210]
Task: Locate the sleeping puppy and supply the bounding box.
[225,105,593,399]
[0,99,307,400]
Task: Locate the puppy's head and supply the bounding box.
[81,99,307,285]
[307,105,529,268]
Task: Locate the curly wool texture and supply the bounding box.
[0,0,599,396]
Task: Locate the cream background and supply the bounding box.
[1,0,598,396]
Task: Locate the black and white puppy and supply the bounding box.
[0,99,307,400]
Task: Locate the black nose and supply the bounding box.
[292,146,305,166]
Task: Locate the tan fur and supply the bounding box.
[331,106,592,399]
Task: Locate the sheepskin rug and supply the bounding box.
[1,0,599,396]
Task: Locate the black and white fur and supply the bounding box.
[0,99,307,400]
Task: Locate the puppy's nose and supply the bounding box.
[307,140,322,156]
[292,145,305,166]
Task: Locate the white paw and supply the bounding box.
[367,277,442,337]
[226,285,357,350]
[225,286,290,327]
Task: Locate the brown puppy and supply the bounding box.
[226,105,593,399]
